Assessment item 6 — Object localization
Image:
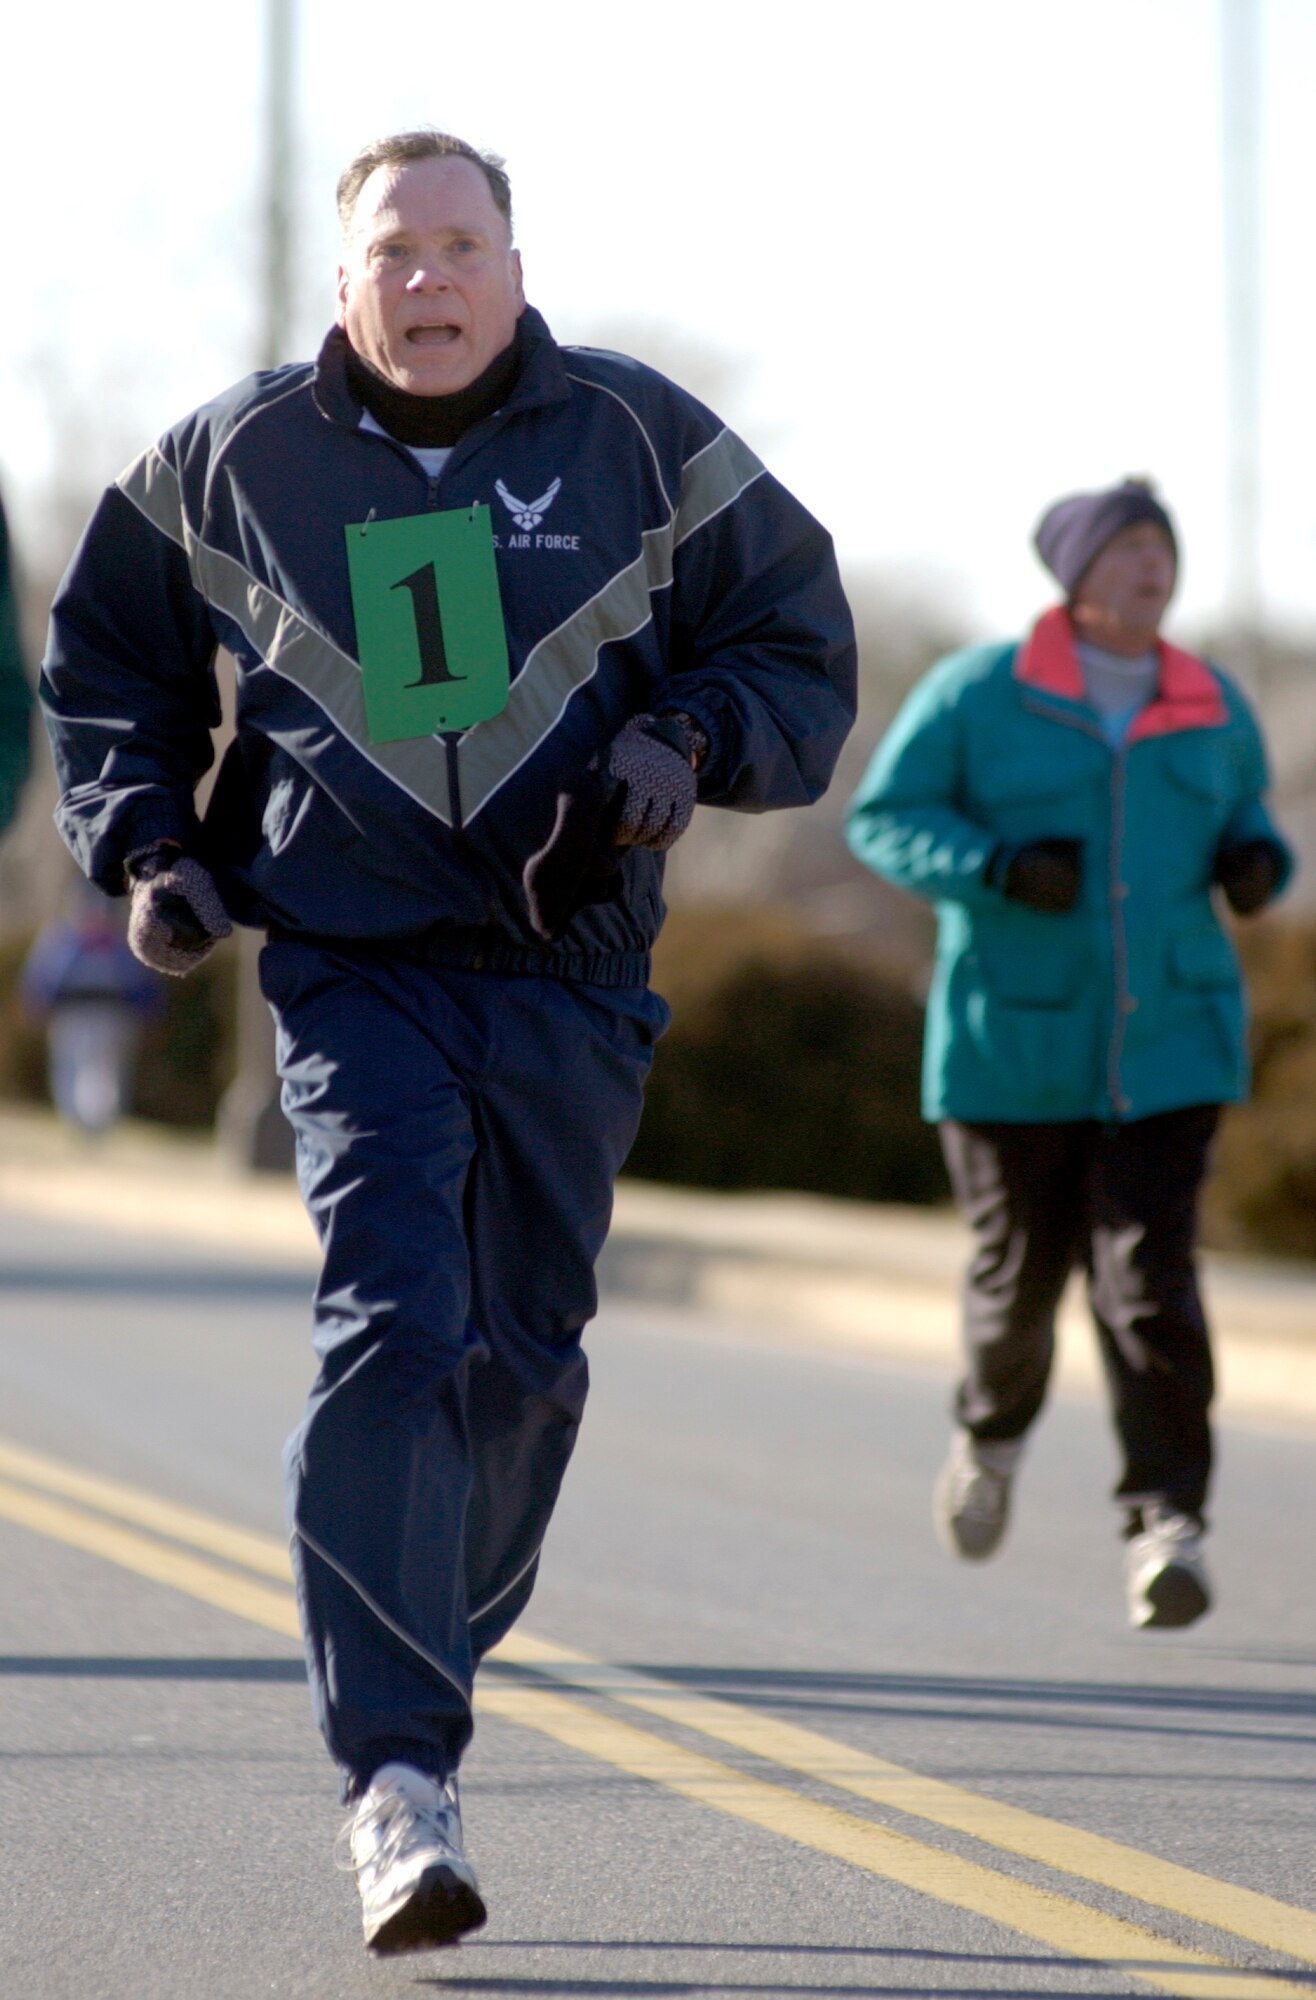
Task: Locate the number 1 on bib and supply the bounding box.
[345,505,510,744]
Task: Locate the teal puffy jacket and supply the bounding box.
[846,608,1293,1123]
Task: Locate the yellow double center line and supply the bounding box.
[0,1434,1311,1998]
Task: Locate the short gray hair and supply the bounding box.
[337,129,513,240]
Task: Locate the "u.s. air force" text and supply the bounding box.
[493,532,581,551]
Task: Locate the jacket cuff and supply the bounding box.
[658,696,721,791]
[115,808,195,889]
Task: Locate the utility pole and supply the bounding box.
[219,0,297,1171]
[261,0,295,373]
[1220,0,1263,694]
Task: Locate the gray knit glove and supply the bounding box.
[126,843,232,976]
[606,714,698,850]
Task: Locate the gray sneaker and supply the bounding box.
[339,1762,486,1954]
[1125,1507,1211,1629]
[934,1431,1023,1559]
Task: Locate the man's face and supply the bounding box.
[337,155,525,396]
[1071,521,1177,651]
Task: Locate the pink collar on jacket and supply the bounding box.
[1014,604,1227,741]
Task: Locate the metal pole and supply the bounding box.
[261,0,294,370]
[219,0,297,1171]
[1220,0,1263,692]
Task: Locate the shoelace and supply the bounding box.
[1137,1512,1201,1558]
[333,1787,460,1877]
[949,1462,1008,1521]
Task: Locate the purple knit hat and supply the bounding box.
[1033,478,1177,595]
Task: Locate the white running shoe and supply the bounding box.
[934,1431,1023,1560]
[340,1762,486,1954]
[1125,1507,1211,1629]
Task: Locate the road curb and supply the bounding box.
[2,1109,1314,1429]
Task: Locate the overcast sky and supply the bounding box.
[3,0,1311,642]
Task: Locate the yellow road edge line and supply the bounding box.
[476,1678,1307,2000]
[0,1437,292,1582]
[0,1470,1290,2000]
[491,1631,1316,1970]
[0,1478,300,1639]
[4,1436,1311,1989]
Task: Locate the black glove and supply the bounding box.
[1213,837,1285,917]
[606,713,699,849]
[992,838,1083,914]
[125,842,233,975]
[523,770,628,943]
[523,713,703,943]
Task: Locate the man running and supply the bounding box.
[42,129,856,1952]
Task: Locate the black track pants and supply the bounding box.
[938,1107,1220,1518]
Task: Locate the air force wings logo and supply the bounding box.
[495,476,562,531]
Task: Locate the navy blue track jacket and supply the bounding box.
[42,309,856,983]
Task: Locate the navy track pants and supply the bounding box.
[260,939,666,1796]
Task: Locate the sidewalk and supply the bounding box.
[2,1106,1314,1429]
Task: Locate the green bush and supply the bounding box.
[630,905,947,1203]
[0,930,48,1103]
[132,941,238,1127]
[1202,918,1316,1259]
[10,893,1314,1264]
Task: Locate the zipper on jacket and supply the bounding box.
[419,414,526,833]
[443,735,464,832]
[420,469,466,831]
[1019,691,1131,1121]
[1104,744,1132,1119]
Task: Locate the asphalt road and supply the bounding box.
[1,1198,1314,2000]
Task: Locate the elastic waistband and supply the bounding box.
[266,923,651,990]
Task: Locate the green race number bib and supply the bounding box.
[344,504,510,744]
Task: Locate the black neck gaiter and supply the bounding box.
[345,322,525,446]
